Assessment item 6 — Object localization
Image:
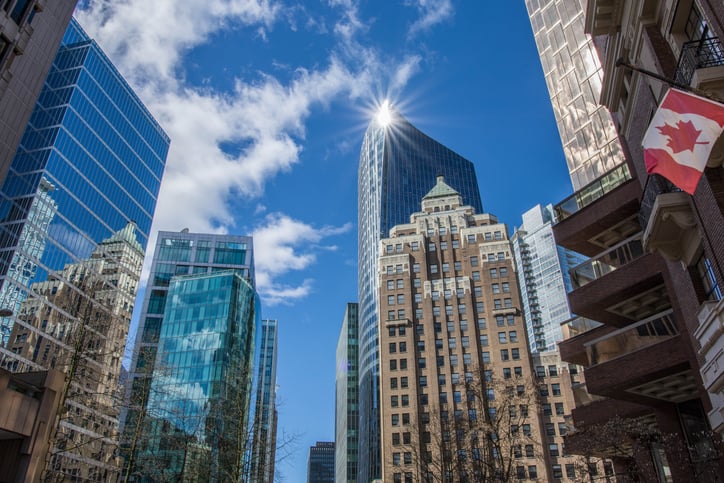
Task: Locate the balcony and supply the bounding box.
[569,234,644,290]
[554,164,633,223]
[572,382,606,409]
[639,175,699,266]
[585,309,677,366]
[561,316,603,339]
[675,37,724,87]
[559,322,613,367]
[695,298,724,435]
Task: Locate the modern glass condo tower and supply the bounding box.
[250,318,279,483]
[0,18,169,480]
[124,231,257,481]
[357,107,482,481]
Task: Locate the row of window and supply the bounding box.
[383,230,506,256]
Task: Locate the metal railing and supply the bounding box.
[585,309,677,365]
[639,174,681,230]
[561,316,603,339]
[554,164,633,222]
[569,233,644,290]
[675,37,724,86]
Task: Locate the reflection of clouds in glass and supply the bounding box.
[48,221,95,260]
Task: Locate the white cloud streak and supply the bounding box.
[406,0,454,37]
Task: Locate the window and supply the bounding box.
[525,444,534,458]
[419,376,428,387]
[480,335,489,347]
[520,404,529,417]
[470,255,478,267]
[451,373,460,384]
[391,396,399,407]
[418,358,426,368]
[503,367,511,379]
[402,395,409,406]
[395,243,402,252]
[481,352,490,363]
[492,283,500,294]
[548,365,558,377]
[413,278,421,287]
[417,340,425,352]
[454,261,462,271]
[460,319,468,331]
[555,402,565,415]
[433,306,441,317]
[400,359,407,370]
[566,464,576,478]
[420,394,428,405]
[399,341,407,353]
[528,466,537,479]
[535,365,546,378]
[509,331,518,343]
[390,360,397,370]
[452,239,459,248]
[476,301,484,312]
[543,403,552,416]
[388,310,395,320]
[497,252,505,261]
[402,413,410,425]
[463,353,472,364]
[697,255,722,301]
[484,232,492,241]
[439,392,448,403]
[387,280,395,290]
[502,282,510,292]
[445,305,454,316]
[437,356,444,366]
[559,422,567,435]
[552,383,561,396]
[386,245,394,254]
[511,348,520,360]
[438,374,446,386]
[516,466,526,480]
[506,315,515,326]
[498,332,507,344]
[389,327,396,337]
[401,377,408,388]
[389,343,397,353]
[474,286,482,297]
[477,318,487,329]
[496,315,505,327]
[549,444,559,457]
[396,264,403,273]
[398,309,405,319]
[393,452,400,465]
[429,242,436,251]
[553,464,563,479]
[453,391,462,403]
[440,241,448,250]
[391,414,400,426]
[432,290,440,301]
[501,349,509,361]
[494,299,502,309]
[516,385,525,396]
[442,262,450,272]
[392,433,400,445]
[404,453,412,465]
[467,234,476,243]
[545,423,555,436]
[472,271,480,281]
[504,298,512,308]
[448,338,456,348]
[430,264,438,274]
[415,308,423,319]
[397,279,404,289]
[413,263,420,273]
[514,366,522,377]
[450,355,459,366]
[458,304,466,314]
[462,336,470,348]
[522,424,531,436]
[414,293,422,303]
[540,386,549,397]
[411,241,419,251]
[416,324,424,335]
[500,267,508,277]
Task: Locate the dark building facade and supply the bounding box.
[308,441,335,483]
[357,105,482,481]
[540,1,724,481]
[0,0,78,187]
[335,302,359,483]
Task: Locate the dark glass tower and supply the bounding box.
[357,107,482,481]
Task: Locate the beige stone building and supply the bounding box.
[378,177,554,482]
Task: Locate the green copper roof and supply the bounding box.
[104,221,143,253]
[423,175,460,200]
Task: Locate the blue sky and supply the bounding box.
[75,1,573,480]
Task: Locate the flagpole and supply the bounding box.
[615,58,724,104]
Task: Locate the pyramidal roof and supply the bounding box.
[104,221,143,253]
[423,175,460,200]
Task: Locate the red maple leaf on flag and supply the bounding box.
[656,119,709,153]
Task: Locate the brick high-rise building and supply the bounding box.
[378,176,569,481]
[0,0,78,188]
[532,0,724,480]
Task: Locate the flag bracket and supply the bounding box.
[616,58,724,105]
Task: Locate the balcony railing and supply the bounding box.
[639,174,680,229]
[675,37,724,86]
[585,309,678,365]
[569,233,644,290]
[554,164,632,222]
[561,316,603,339]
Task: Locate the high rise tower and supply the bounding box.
[0,18,169,480]
[511,205,585,353]
[524,0,626,190]
[357,106,482,481]
[335,302,359,483]
[124,231,256,481]
[251,318,279,483]
[0,0,79,187]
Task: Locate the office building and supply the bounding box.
[0,18,169,480]
[0,0,78,187]
[308,441,335,483]
[524,0,626,190]
[378,176,565,481]
[123,231,257,481]
[511,204,585,352]
[540,1,724,480]
[335,302,359,483]
[357,104,482,481]
[251,318,279,483]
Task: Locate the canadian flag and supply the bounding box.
[642,88,724,194]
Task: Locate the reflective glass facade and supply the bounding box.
[124,231,255,481]
[335,302,358,483]
[511,205,586,352]
[0,18,168,480]
[357,110,482,481]
[525,0,624,190]
[136,271,257,482]
[251,318,279,483]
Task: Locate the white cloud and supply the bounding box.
[74,0,422,303]
[406,0,454,37]
[252,213,352,305]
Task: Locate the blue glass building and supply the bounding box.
[250,318,279,482]
[125,231,257,481]
[357,108,482,481]
[0,18,168,480]
[335,302,359,483]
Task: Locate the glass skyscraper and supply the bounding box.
[0,18,169,480]
[357,108,482,481]
[124,231,257,481]
[251,318,279,483]
[511,204,586,352]
[335,302,358,483]
[524,0,625,190]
